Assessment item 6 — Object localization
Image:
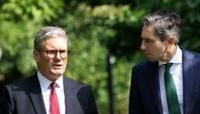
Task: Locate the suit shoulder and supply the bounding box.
[63,77,90,88]
[133,60,157,70]
[63,77,93,95]
[131,60,158,80]
[5,76,35,88]
[183,49,200,56]
[183,49,200,61]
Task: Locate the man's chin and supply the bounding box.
[146,57,158,62]
[51,70,65,76]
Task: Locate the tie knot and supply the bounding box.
[50,82,57,89]
[165,63,173,71]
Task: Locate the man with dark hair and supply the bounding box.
[129,10,200,114]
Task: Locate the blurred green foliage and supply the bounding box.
[0,0,200,114]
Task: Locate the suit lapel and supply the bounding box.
[28,74,46,114]
[148,50,196,114]
[150,62,163,114]
[63,77,81,114]
[182,50,195,114]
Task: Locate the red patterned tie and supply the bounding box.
[50,82,60,114]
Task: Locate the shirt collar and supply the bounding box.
[37,71,64,90]
[159,46,182,66]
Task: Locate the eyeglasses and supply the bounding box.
[38,49,69,59]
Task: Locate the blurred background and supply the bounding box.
[0,0,200,114]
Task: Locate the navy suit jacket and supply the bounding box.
[0,73,98,114]
[129,49,200,114]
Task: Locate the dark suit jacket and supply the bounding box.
[0,73,98,114]
[129,49,200,114]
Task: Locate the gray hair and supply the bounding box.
[34,26,68,50]
[143,10,181,43]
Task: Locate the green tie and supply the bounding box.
[164,63,181,114]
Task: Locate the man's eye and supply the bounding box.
[59,50,66,53]
[145,39,154,43]
[48,50,57,54]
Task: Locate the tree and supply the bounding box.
[1,0,200,114]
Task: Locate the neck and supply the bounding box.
[159,45,177,64]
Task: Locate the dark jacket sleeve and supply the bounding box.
[129,66,144,114]
[77,85,99,114]
[0,85,13,114]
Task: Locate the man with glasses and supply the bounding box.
[0,26,99,114]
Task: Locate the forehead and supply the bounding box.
[41,37,67,49]
[141,25,159,40]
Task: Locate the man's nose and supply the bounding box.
[140,41,146,50]
[55,51,62,59]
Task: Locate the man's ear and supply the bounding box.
[33,50,40,62]
[167,37,176,46]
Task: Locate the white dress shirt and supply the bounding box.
[159,46,183,114]
[37,71,65,114]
